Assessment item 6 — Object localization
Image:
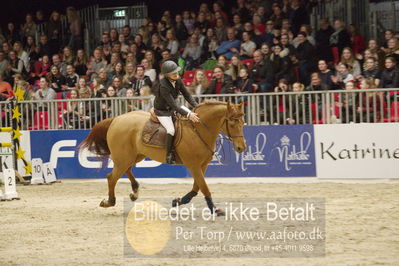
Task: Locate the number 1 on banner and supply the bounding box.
[3,169,19,200]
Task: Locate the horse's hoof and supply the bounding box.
[130,193,138,201]
[100,199,115,208]
[215,208,225,217]
[172,198,181,207]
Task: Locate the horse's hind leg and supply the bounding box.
[126,167,139,201]
[126,155,145,201]
[100,162,131,208]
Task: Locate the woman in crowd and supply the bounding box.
[63,46,75,65]
[182,35,202,70]
[240,31,256,59]
[123,62,136,87]
[109,28,119,44]
[46,65,66,93]
[362,57,381,86]
[138,26,150,45]
[384,38,399,63]
[108,76,125,97]
[270,44,291,82]
[380,57,399,92]
[6,51,26,82]
[110,62,125,80]
[98,68,112,88]
[214,18,227,42]
[357,78,382,123]
[202,28,218,60]
[226,54,245,87]
[337,81,358,123]
[367,39,385,69]
[331,62,355,89]
[292,24,315,47]
[128,65,152,95]
[21,14,37,41]
[144,50,158,71]
[47,11,62,53]
[118,34,129,53]
[66,7,82,50]
[34,77,56,101]
[139,85,154,112]
[348,24,366,56]
[165,29,179,56]
[29,54,51,83]
[317,60,334,88]
[149,33,164,62]
[105,52,121,74]
[124,88,138,111]
[189,69,209,95]
[25,36,39,62]
[235,68,254,94]
[101,86,118,119]
[63,88,81,129]
[216,55,229,71]
[260,43,271,60]
[91,77,104,98]
[340,47,361,77]
[13,41,29,72]
[141,58,156,83]
[74,49,88,76]
[125,52,137,66]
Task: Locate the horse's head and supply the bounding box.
[222,102,247,153]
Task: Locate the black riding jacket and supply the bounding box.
[153,78,198,116]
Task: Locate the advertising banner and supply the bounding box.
[314,124,399,178]
[29,130,188,179]
[206,125,316,177]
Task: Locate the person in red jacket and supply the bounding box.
[348,24,366,56]
[0,73,14,101]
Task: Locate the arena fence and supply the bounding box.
[0,88,398,130]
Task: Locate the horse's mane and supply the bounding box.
[193,100,227,112]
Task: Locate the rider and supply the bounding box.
[154,60,200,164]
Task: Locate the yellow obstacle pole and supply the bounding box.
[0,142,12,148]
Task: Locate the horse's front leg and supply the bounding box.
[188,166,225,216]
[172,182,199,207]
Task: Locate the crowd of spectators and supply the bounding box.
[0,0,399,126]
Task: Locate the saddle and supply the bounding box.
[141,108,182,148]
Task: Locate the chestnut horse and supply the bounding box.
[80,101,246,215]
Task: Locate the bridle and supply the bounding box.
[222,116,245,141]
[190,111,245,156]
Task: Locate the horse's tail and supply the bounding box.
[79,118,115,158]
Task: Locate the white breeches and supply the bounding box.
[158,116,175,136]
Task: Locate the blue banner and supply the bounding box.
[206,125,316,177]
[29,125,316,179]
[29,130,188,179]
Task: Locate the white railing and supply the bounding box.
[1,88,399,130]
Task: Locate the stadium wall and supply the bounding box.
[1,124,398,179]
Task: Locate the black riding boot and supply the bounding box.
[165,134,176,164]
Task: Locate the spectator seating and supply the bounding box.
[242,59,254,70]
[183,70,195,80]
